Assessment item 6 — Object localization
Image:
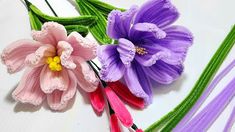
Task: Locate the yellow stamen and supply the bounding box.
[47,56,62,71]
[136,46,147,55]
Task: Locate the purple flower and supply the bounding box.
[97,0,193,104]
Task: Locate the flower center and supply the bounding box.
[135,46,147,55]
[46,56,62,71]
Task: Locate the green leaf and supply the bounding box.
[28,10,42,30]
[145,25,235,132]
[87,0,125,19]
[65,25,89,37]
[75,0,112,44]
[26,0,97,26]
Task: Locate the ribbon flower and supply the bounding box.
[97,0,193,104]
[1,22,99,110]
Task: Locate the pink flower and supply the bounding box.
[1,22,99,110]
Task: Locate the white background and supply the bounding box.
[0,0,235,132]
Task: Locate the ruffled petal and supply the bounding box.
[47,70,77,111]
[97,45,125,82]
[57,41,76,69]
[123,65,151,104]
[132,23,166,39]
[159,25,193,65]
[72,57,99,92]
[40,65,70,93]
[107,6,138,39]
[25,44,55,67]
[105,87,133,127]
[117,38,136,67]
[89,84,105,114]
[67,32,98,60]
[134,0,179,28]
[1,39,42,73]
[32,22,67,45]
[143,60,183,84]
[134,64,153,102]
[12,66,45,106]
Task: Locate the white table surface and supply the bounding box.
[0,0,235,132]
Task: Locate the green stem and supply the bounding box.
[145,25,235,132]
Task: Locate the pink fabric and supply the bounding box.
[110,114,121,132]
[105,87,133,127]
[89,84,105,114]
[1,22,99,111]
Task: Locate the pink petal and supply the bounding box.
[72,56,99,92]
[40,65,70,93]
[89,84,105,114]
[108,81,145,109]
[67,32,97,60]
[57,41,76,69]
[136,129,144,132]
[110,114,121,132]
[12,66,45,105]
[1,39,42,73]
[105,87,133,127]
[32,22,67,45]
[25,44,55,67]
[47,71,77,111]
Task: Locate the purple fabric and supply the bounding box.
[179,76,235,131]
[224,106,235,132]
[174,60,235,131]
[97,0,193,104]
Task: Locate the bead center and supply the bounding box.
[46,56,62,71]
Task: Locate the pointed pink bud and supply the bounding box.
[105,87,133,127]
[108,81,145,109]
[89,84,105,114]
[110,114,121,132]
[136,129,144,132]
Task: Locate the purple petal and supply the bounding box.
[97,45,125,82]
[134,0,179,28]
[135,44,171,66]
[123,64,152,104]
[133,23,166,39]
[107,6,138,39]
[143,60,183,84]
[117,38,136,67]
[159,26,193,65]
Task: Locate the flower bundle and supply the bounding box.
[1,0,235,131]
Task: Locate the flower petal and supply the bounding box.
[123,65,151,104]
[134,0,179,28]
[1,39,42,73]
[89,84,105,114]
[73,57,99,92]
[57,41,76,69]
[133,23,166,39]
[108,81,145,109]
[117,38,136,67]
[105,87,133,127]
[143,60,183,84]
[12,66,45,106]
[110,114,121,132]
[67,32,98,60]
[40,65,70,93]
[32,22,67,45]
[159,25,193,65]
[47,71,77,111]
[25,44,55,67]
[107,6,138,39]
[97,45,125,82]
